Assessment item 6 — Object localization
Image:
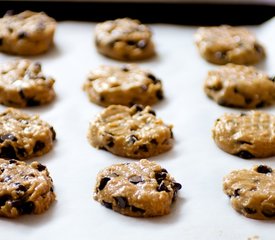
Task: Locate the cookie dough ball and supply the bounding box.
[195,25,265,65]
[204,64,275,108]
[0,59,55,108]
[94,18,155,61]
[0,108,56,160]
[94,159,182,217]
[223,165,275,220]
[83,64,163,107]
[0,10,56,55]
[88,104,173,159]
[212,111,275,159]
[0,158,55,218]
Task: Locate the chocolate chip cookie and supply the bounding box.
[0,158,55,218]
[0,108,56,160]
[95,18,155,61]
[83,64,163,107]
[195,25,265,65]
[94,159,181,217]
[212,111,275,159]
[204,64,275,108]
[223,165,275,220]
[88,104,173,159]
[0,10,56,55]
[0,59,55,107]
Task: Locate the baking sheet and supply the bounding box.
[0,17,275,240]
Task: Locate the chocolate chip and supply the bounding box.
[33,141,45,153]
[137,40,147,49]
[236,150,255,159]
[19,89,26,99]
[50,127,56,141]
[155,171,167,184]
[256,165,272,174]
[98,177,111,190]
[0,38,3,46]
[107,140,114,148]
[121,65,129,72]
[9,159,17,164]
[17,148,26,158]
[37,163,46,172]
[172,182,182,191]
[233,188,241,197]
[18,31,27,39]
[127,40,136,46]
[26,98,40,106]
[99,96,105,102]
[16,184,27,193]
[129,175,143,184]
[244,207,257,215]
[0,133,17,143]
[147,73,159,84]
[0,195,10,206]
[256,101,265,108]
[0,145,17,159]
[139,144,148,152]
[12,200,34,214]
[156,90,164,100]
[131,205,145,213]
[157,182,170,192]
[133,104,144,112]
[128,135,138,144]
[114,196,128,208]
[102,201,112,209]
[148,110,156,116]
[262,209,275,218]
[150,139,158,145]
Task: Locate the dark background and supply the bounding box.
[0,1,274,25]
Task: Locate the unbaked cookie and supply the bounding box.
[0,108,56,160]
[88,104,173,159]
[212,111,275,159]
[223,165,275,220]
[0,10,56,55]
[0,59,55,107]
[83,64,163,107]
[195,25,265,65]
[94,159,181,217]
[94,18,155,61]
[204,64,275,108]
[0,158,55,218]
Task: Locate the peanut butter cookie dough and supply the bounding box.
[94,159,182,217]
[212,111,275,159]
[95,18,155,61]
[88,104,173,159]
[0,10,56,55]
[83,64,163,107]
[0,59,55,108]
[223,165,275,220]
[0,158,55,218]
[195,25,265,65]
[0,108,56,160]
[204,64,275,108]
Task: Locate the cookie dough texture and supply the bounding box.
[0,158,55,218]
[0,59,55,108]
[88,105,173,159]
[0,10,56,55]
[223,165,275,220]
[83,64,163,107]
[94,159,182,217]
[0,108,56,160]
[212,111,275,159]
[204,64,275,108]
[95,18,155,61]
[195,25,265,65]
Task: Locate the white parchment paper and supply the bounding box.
[0,17,274,240]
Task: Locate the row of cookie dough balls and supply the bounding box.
[197,26,275,220]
